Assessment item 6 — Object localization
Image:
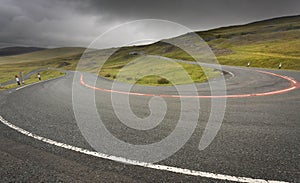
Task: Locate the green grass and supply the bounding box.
[0,48,83,84]
[0,70,65,90]
[99,55,220,86]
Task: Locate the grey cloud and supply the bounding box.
[0,0,299,48]
[77,0,300,27]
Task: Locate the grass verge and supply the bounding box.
[0,70,65,90]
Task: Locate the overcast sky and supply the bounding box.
[0,0,300,48]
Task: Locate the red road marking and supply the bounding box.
[79,70,300,98]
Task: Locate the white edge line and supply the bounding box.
[0,115,288,183]
[225,70,235,78]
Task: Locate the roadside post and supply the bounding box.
[279,62,282,69]
[19,72,24,85]
[21,72,24,84]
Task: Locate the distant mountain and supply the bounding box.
[0,46,46,56]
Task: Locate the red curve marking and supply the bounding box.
[80,70,300,98]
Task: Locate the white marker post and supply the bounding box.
[19,72,24,85]
[247,62,251,67]
[279,62,282,69]
[21,72,24,84]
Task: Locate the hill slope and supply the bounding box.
[119,15,300,70]
[0,47,46,56]
[1,15,300,85]
[0,47,86,83]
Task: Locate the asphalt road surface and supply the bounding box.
[0,62,299,182]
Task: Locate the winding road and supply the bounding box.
[0,61,299,182]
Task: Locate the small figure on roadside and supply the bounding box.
[37,73,41,81]
[278,63,282,69]
[15,75,20,85]
[247,62,251,67]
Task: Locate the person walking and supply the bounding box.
[37,73,41,81]
[15,75,20,85]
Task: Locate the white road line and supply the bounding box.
[0,115,288,183]
[225,70,235,77]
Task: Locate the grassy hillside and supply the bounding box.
[204,15,300,69]
[124,15,300,70]
[97,15,300,84]
[91,15,300,71]
[1,15,299,86]
[0,70,65,90]
[0,47,85,83]
[99,55,219,86]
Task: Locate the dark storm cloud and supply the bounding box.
[0,0,299,48]
[79,0,300,28]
